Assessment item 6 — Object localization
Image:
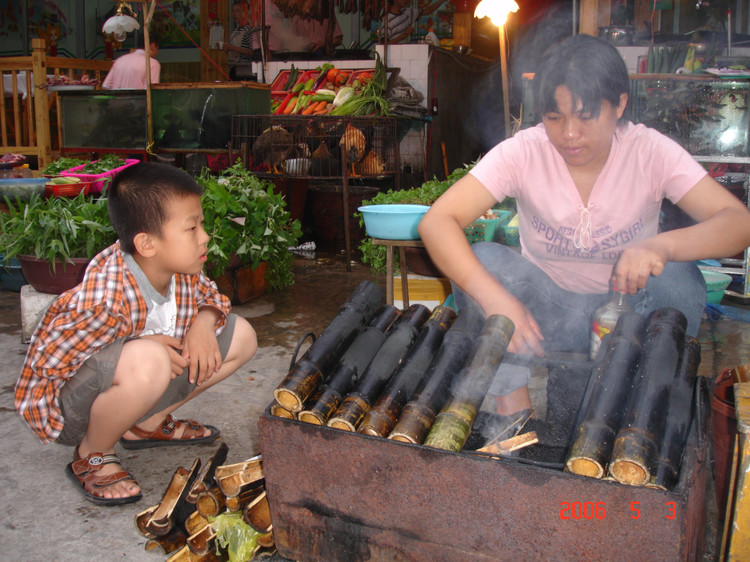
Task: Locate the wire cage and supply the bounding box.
[230,115,400,180]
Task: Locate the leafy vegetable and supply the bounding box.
[330,53,390,116]
[80,154,127,174]
[42,157,87,176]
[198,162,302,290]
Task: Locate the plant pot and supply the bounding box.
[309,184,379,248]
[18,255,90,294]
[0,257,27,292]
[214,261,268,305]
[404,246,442,277]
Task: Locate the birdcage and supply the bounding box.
[230,115,400,181]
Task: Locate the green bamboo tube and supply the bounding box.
[565,312,648,478]
[359,305,456,437]
[609,308,687,486]
[423,315,514,452]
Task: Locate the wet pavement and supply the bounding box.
[0,250,748,560]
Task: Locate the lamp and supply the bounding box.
[102,1,140,42]
[474,0,518,138]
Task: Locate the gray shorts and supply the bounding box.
[57,313,237,446]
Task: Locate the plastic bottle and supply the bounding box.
[590,290,631,360]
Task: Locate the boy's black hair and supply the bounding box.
[107,162,203,255]
[136,32,160,50]
[533,34,629,122]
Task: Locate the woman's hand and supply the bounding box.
[485,292,545,356]
[612,241,668,294]
[140,334,188,378]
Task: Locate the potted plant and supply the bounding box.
[197,162,302,300]
[0,191,117,293]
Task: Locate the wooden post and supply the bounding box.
[498,26,511,139]
[579,0,610,36]
[31,38,51,169]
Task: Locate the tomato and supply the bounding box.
[326,68,339,82]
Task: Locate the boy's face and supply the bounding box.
[150,194,209,276]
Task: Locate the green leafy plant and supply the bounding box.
[198,162,302,291]
[0,192,116,271]
[41,156,87,176]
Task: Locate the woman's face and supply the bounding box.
[542,85,627,171]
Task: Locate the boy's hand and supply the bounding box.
[182,309,223,386]
[141,335,189,378]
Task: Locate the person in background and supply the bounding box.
[15,163,258,506]
[378,0,442,44]
[102,33,160,89]
[418,34,750,423]
[223,1,255,79]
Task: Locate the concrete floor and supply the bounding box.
[0,251,748,561]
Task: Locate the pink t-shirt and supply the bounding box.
[470,122,707,293]
[102,49,161,90]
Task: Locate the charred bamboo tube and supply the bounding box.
[195,488,226,518]
[187,443,229,503]
[225,485,265,512]
[299,305,401,425]
[609,308,688,486]
[648,336,700,490]
[389,313,483,444]
[184,511,210,537]
[145,527,187,555]
[135,505,160,539]
[269,401,295,419]
[145,458,203,537]
[166,544,220,562]
[359,305,457,437]
[242,490,273,534]
[423,315,515,452]
[274,280,383,412]
[565,312,649,478]
[215,455,263,498]
[186,524,217,556]
[328,304,431,431]
[257,530,275,549]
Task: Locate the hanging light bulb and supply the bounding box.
[102,1,140,42]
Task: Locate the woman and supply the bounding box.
[418,34,750,417]
[223,1,255,79]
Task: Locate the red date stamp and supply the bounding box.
[559,501,677,520]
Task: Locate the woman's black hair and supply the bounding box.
[533,34,629,122]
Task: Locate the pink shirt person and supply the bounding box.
[103,42,161,90]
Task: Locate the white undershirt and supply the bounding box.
[123,252,178,337]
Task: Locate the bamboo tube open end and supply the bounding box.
[273,389,302,413]
[566,457,604,479]
[298,411,323,425]
[358,426,380,437]
[328,418,356,431]
[609,460,648,486]
[388,432,417,443]
[270,402,295,419]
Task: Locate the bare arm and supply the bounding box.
[613,175,750,293]
[418,174,545,355]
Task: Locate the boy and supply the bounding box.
[15,162,257,506]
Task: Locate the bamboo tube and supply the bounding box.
[186,524,217,556]
[565,312,649,478]
[257,530,275,548]
[145,459,203,537]
[166,544,220,562]
[225,485,265,512]
[195,488,226,518]
[135,505,160,539]
[298,305,401,425]
[359,306,457,437]
[269,401,295,419]
[242,490,273,534]
[648,336,700,490]
[186,443,229,503]
[423,315,515,451]
[184,511,210,537]
[609,308,688,486]
[145,527,187,555]
[389,313,483,443]
[274,280,383,412]
[328,304,431,431]
[215,456,263,498]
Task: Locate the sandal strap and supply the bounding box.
[70,451,139,498]
[126,415,209,442]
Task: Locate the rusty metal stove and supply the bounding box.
[258,358,710,561]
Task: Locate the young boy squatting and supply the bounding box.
[15,162,258,505]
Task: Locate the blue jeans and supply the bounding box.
[452,243,706,394]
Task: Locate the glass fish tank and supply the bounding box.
[59,83,270,151]
[628,75,750,158]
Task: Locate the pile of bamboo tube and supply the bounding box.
[566,308,701,490]
[133,443,275,561]
[270,280,521,453]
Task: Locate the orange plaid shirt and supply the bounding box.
[14,242,231,443]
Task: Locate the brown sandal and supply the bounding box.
[119,414,220,450]
[65,450,142,506]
